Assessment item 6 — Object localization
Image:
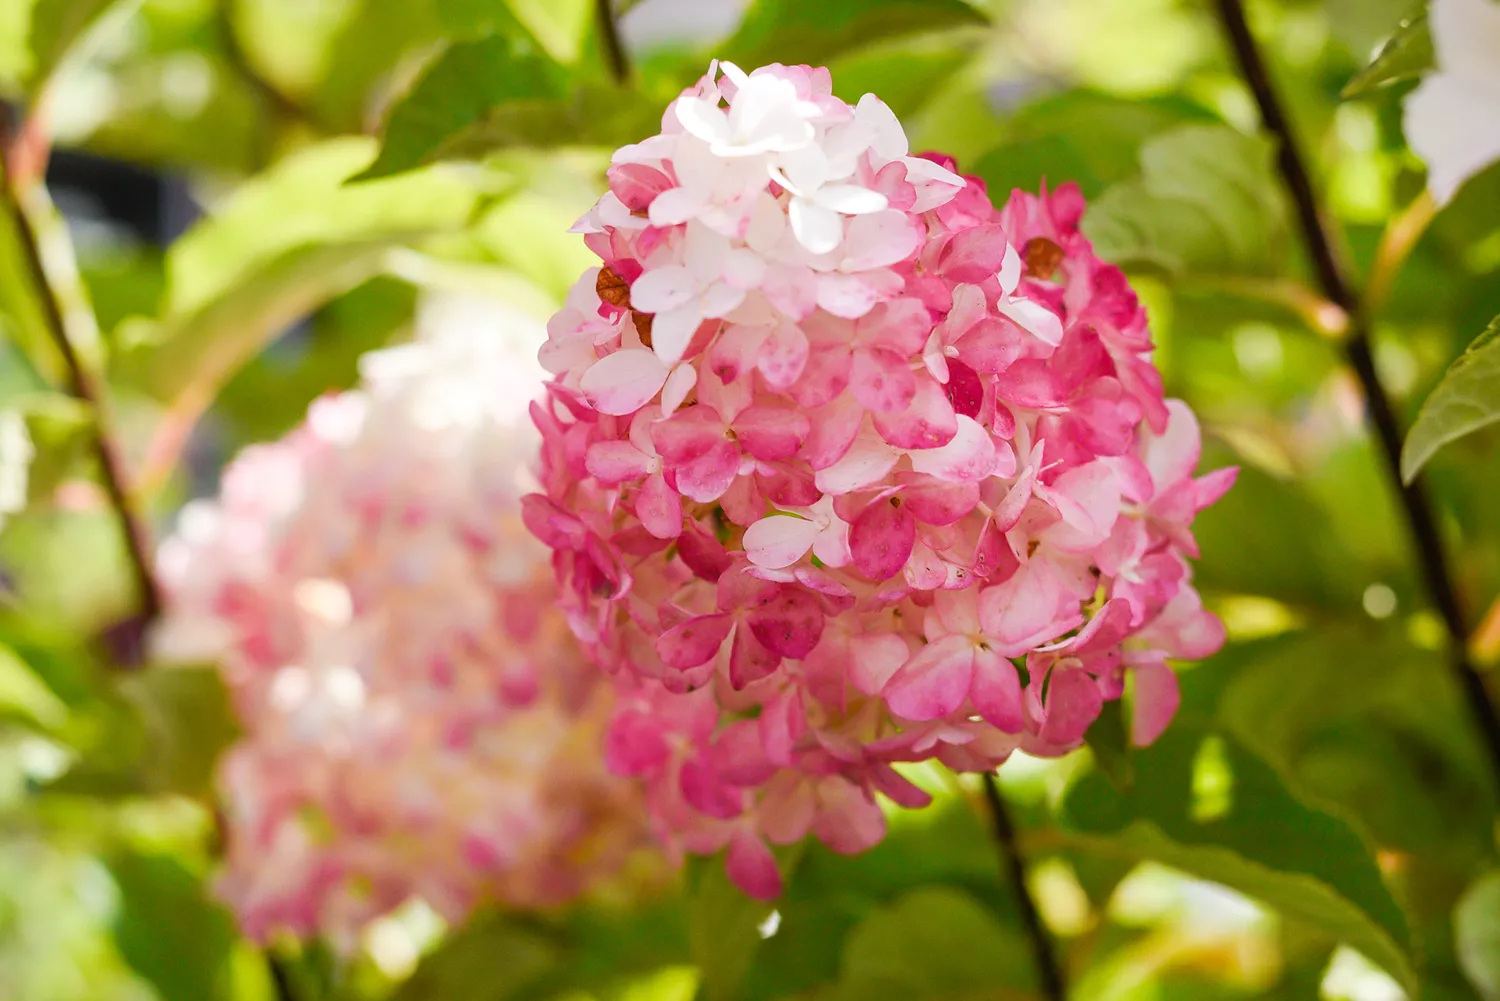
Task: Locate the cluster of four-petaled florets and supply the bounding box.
[525,60,1238,898]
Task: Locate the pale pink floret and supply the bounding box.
[155,302,654,946]
[530,61,1235,899]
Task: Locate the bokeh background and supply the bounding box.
[1,0,1499,999]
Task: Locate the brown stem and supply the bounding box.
[1211,0,1500,785]
[982,773,1066,1001]
[0,110,163,626]
[595,0,631,84]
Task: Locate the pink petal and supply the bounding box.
[955,317,1027,373]
[811,779,887,854]
[1130,658,1180,747]
[585,441,654,484]
[676,439,742,502]
[680,755,742,819]
[978,565,1068,651]
[661,362,698,415]
[997,296,1064,347]
[1141,398,1203,493]
[1194,466,1239,509]
[735,405,810,460]
[657,613,734,669]
[637,470,683,539]
[992,359,1066,408]
[970,647,1024,732]
[758,321,810,389]
[712,720,778,786]
[869,764,932,808]
[900,478,979,526]
[759,686,805,767]
[651,406,727,463]
[747,587,825,659]
[883,634,975,720]
[729,626,780,689]
[580,349,669,416]
[849,496,916,581]
[850,347,918,413]
[848,632,913,696]
[1039,669,1103,746]
[799,395,863,470]
[605,709,671,775]
[744,515,821,570]
[860,298,931,357]
[935,223,1008,283]
[908,415,996,483]
[872,377,958,450]
[677,520,734,581]
[708,324,768,384]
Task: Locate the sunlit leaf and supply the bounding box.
[25,0,141,90]
[1456,870,1500,1000]
[721,0,986,71]
[107,852,237,1001]
[0,641,67,730]
[1401,316,1500,482]
[357,30,570,181]
[1062,722,1417,993]
[118,666,239,798]
[1341,8,1434,99]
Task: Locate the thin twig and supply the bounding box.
[1210,0,1500,785]
[595,0,631,84]
[982,773,1066,1001]
[0,110,163,626]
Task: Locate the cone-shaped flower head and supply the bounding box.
[529,61,1237,899]
[156,293,650,946]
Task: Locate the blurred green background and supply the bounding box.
[1,0,1499,999]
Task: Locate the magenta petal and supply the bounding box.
[872,377,958,450]
[900,478,979,526]
[1130,658,1180,746]
[799,395,863,470]
[849,496,917,581]
[712,720,779,786]
[850,347,918,413]
[725,831,782,900]
[735,405,811,460]
[882,634,975,720]
[657,612,734,669]
[677,520,733,581]
[747,587,825,659]
[970,647,1024,733]
[605,709,671,775]
[675,440,742,503]
[729,626,781,689]
[935,223,1009,283]
[993,359,1067,409]
[869,763,933,808]
[651,406,726,464]
[955,316,1027,373]
[1039,669,1103,746]
[680,754,743,819]
[636,470,683,539]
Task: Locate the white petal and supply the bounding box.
[814,184,888,215]
[788,198,844,255]
[648,186,704,227]
[779,143,833,194]
[744,515,821,569]
[908,415,997,483]
[700,282,747,319]
[650,304,705,367]
[814,435,901,494]
[675,97,732,145]
[855,93,909,160]
[661,362,698,416]
[996,296,1064,347]
[630,266,698,313]
[998,242,1022,295]
[1405,74,1500,204]
[1430,0,1500,82]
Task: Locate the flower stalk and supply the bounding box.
[982,773,1067,1001]
[1211,0,1500,787]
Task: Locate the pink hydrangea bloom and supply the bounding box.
[155,295,652,947]
[530,61,1237,899]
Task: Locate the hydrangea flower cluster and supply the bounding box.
[155,295,649,947]
[528,61,1237,899]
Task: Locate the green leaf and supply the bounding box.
[974,91,1216,201]
[1084,698,1134,791]
[721,0,987,71]
[0,641,67,730]
[0,177,65,385]
[107,852,237,1001]
[1082,125,1288,277]
[827,886,1034,1001]
[391,913,564,1001]
[118,137,483,408]
[25,0,141,90]
[357,31,570,181]
[1341,9,1434,99]
[119,667,240,798]
[1061,722,1417,993]
[1456,870,1500,1000]
[1401,316,1500,482]
[440,0,592,65]
[689,857,778,1001]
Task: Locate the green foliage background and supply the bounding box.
[1,0,1499,999]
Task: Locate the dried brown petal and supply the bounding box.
[631,311,654,348]
[1022,237,1065,281]
[596,266,632,308]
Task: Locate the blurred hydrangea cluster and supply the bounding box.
[528,61,1236,898]
[155,294,649,947]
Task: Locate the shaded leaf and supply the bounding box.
[108,852,237,1001]
[1083,125,1288,277]
[721,0,986,71]
[1401,316,1500,482]
[358,31,570,181]
[25,0,140,89]
[1061,722,1417,993]
[391,913,563,1001]
[118,666,240,798]
[0,641,67,730]
[828,886,1034,1000]
[1341,9,1434,99]
[1085,697,1134,792]
[1457,870,1500,1000]
[689,857,778,1001]
[440,0,593,65]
